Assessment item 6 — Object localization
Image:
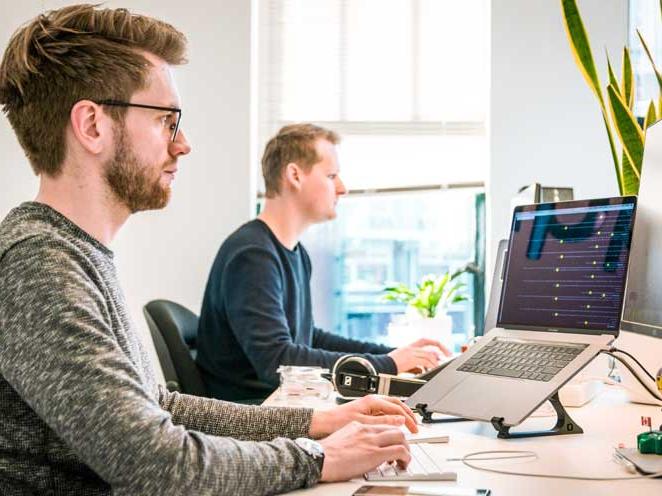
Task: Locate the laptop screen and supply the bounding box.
[497,196,637,335]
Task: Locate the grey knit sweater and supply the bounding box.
[0,202,321,495]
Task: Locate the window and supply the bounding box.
[258,0,490,350]
[629,0,662,116]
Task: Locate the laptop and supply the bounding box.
[407,196,637,427]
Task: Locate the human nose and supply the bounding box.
[170,129,191,156]
[336,176,347,195]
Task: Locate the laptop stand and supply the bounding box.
[414,403,472,424]
[490,391,584,439]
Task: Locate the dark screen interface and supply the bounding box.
[498,201,636,331]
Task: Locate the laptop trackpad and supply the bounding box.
[431,375,522,421]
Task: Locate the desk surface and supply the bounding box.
[264,386,661,496]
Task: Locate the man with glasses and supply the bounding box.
[0,5,414,495]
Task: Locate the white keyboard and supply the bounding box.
[364,443,457,481]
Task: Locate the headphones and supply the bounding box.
[331,354,427,399]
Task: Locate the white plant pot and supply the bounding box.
[386,312,453,349]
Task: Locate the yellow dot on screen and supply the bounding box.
[595,244,599,249]
[564,226,568,230]
[555,268,560,272]
[560,254,564,259]
[584,321,589,325]
[560,240,564,244]
[606,263,610,267]
[598,231,601,235]
[586,305,591,309]
[554,297,558,301]
[593,261,597,265]
[589,290,593,295]
[602,293,606,298]
[611,233,614,237]
[555,313,559,317]
[555,283,560,288]
[591,274,595,279]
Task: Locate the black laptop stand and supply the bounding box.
[416,390,584,438]
[490,391,583,439]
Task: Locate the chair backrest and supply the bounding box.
[143,299,208,397]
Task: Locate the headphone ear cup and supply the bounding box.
[332,355,377,397]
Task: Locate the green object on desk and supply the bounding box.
[637,430,662,454]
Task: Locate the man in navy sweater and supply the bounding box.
[197,124,449,401]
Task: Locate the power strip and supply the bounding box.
[559,379,603,407]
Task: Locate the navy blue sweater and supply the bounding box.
[196,219,396,401]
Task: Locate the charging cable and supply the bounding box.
[448,450,662,481]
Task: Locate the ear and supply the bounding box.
[69,100,112,156]
[283,162,304,192]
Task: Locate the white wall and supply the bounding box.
[1,0,633,371]
[0,0,257,382]
[489,0,628,279]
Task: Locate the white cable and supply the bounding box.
[451,450,662,481]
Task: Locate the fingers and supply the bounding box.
[412,350,440,369]
[362,395,418,432]
[412,338,452,357]
[372,426,409,449]
[379,445,411,469]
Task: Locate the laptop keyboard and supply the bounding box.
[365,444,456,481]
[457,338,587,382]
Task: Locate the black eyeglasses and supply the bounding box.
[94,99,182,142]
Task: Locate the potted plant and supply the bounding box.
[382,269,469,348]
[561,0,661,195]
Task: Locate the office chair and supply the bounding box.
[143,299,208,397]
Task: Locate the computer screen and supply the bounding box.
[497,197,637,334]
[621,120,662,340]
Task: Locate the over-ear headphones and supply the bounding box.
[331,354,428,399]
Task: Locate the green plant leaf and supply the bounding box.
[607,84,643,182]
[561,0,621,193]
[601,113,623,195]
[621,151,640,196]
[637,29,662,93]
[622,47,634,109]
[645,100,658,130]
[561,0,605,106]
[606,52,619,94]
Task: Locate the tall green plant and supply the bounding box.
[561,0,662,195]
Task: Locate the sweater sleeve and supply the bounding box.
[0,238,320,496]
[311,327,396,373]
[159,386,315,440]
[223,246,396,383]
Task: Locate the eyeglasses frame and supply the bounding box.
[94,99,182,142]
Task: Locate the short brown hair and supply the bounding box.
[262,123,340,197]
[0,4,187,176]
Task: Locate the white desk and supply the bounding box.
[265,386,661,495]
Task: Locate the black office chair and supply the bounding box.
[143,299,208,397]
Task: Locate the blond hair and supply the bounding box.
[0,4,187,176]
[262,123,340,197]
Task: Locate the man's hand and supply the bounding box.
[319,422,410,482]
[388,337,451,373]
[308,394,418,438]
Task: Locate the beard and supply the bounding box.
[103,124,172,213]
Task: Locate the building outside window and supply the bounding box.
[257,0,490,351]
[629,0,662,117]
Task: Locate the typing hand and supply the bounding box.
[388,338,451,373]
[308,394,418,439]
[319,422,410,482]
